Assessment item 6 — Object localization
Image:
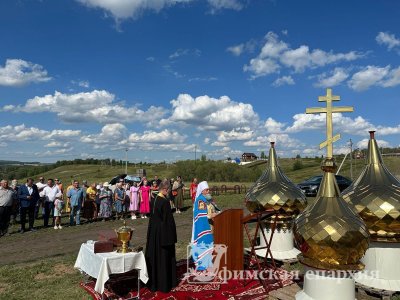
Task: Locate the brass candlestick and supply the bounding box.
[115,220,133,253]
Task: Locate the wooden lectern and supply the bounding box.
[213,208,244,271]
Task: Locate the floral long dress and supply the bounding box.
[98,189,112,218]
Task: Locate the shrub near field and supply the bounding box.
[175,160,263,182]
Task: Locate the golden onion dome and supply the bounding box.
[245,142,307,217]
[294,158,369,270]
[342,131,400,242]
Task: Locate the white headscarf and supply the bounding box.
[195,181,209,200]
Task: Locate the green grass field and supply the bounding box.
[0,254,91,300]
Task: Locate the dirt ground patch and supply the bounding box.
[54,263,75,275]
[34,263,75,280]
[0,282,10,294]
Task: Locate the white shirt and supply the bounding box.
[0,187,15,206]
[26,184,33,195]
[36,182,47,197]
[43,185,60,203]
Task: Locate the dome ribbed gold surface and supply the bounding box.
[342,131,400,242]
[294,159,370,270]
[245,142,307,217]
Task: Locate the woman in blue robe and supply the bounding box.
[191,181,214,271]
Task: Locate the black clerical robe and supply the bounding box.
[145,194,177,293]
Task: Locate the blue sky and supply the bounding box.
[0,0,399,163]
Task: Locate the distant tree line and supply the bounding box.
[0,157,158,180]
[174,160,263,182]
[0,165,55,181]
[0,160,41,165]
[54,158,154,167]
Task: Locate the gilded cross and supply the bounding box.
[306,88,353,158]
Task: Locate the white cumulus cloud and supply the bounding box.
[381,66,400,87]
[272,75,295,87]
[227,40,256,56]
[227,44,245,56]
[244,32,363,78]
[0,124,81,143]
[208,0,243,13]
[3,90,166,125]
[0,59,51,87]
[264,117,285,133]
[162,94,259,131]
[314,68,349,88]
[357,138,390,150]
[211,141,228,147]
[128,129,186,144]
[80,123,127,149]
[244,133,300,148]
[77,0,192,21]
[347,65,400,91]
[216,127,253,142]
[376,32,400,51]
[47,129,81,141]
[71,80,90,88]
[283,113,400,137]
[348,65,390,91]
[45,141,71,148]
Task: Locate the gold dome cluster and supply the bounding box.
[245,142,307,218]
[342,131,400,242]
[294,159,370,270]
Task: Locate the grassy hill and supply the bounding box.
[18,164,174,186]
[19,155,400,186]
[281,156,400,182]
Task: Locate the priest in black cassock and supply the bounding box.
[145,179,177,293]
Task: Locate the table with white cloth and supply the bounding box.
[74,241,148,296]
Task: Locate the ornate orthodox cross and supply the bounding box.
[306,88,354,158]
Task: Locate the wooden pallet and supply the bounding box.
[356,282,398,300]
[268,283,301,300]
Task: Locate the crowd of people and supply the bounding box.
[0,174,200,237]
[1,172,221,294]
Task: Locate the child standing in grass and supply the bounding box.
[53,192,64,229]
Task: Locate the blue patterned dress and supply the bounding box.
[191,194,214,271]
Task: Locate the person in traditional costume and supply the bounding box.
[191,181,214,271]
[145,179,177,293]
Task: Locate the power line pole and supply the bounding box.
[194,145,197,161]
[349,139,353,180]
[125,148,128,174]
